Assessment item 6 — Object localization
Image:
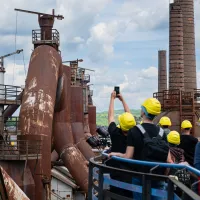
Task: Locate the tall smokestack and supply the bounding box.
[158,50,167,93]
[169,3,184,90]
[175,0,196,90]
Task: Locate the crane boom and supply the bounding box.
[14,8,64,20]
[78,67,95,72]
[0,49,23,59]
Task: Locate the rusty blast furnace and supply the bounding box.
[0,8,96,200]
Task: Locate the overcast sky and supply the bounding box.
[1,0,200,112]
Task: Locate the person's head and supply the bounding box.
[159,116,171,128]
[181,120,192,134]
[167,131,180,146]
[117,112,136,134]
[141,98,161,122]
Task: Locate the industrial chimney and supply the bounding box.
[169,2,184,90]
[158,50,167,93]
[174,0,196,90]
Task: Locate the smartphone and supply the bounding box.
[114,86,120,95]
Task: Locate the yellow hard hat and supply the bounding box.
[10,142,15,146]
[118,112,136,131]
[167,131,180,145]
[181,120,192,129]
[159,117,172,126]
[142,98,161,116]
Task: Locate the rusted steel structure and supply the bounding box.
[19,45,62,199]
[3,91,23,118]
[71,86,95,161]
[88,105,97,136]
[175,0,196,91]
[0,7,97,199]
[53,67,89,193]
[0,166,30,200]
[153,89,200,135]
[158,50,167,93]
[0,161,35,199]
[169,3,184,90]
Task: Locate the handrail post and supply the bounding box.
[4,85,6,104]
[167,179,174,200]
[88,162,93,200]
[142,175,151,200]
[98,167,104,200]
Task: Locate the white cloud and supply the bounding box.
[124,61,132,66]
[140,66,158,79]
[0,0,199,113]
[4,63,26,87]
[91,66,158,111]
[86,20,126,62]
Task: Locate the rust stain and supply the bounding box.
[30,52,39,63]
[19,45,62,199]
[0,166,30,200]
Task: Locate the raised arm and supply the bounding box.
[118,94,131,113]
[108,91,116,124]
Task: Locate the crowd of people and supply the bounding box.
[106,91,200,199]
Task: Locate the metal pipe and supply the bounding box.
[14,8,64,20]
[0,166,30,200]
[53,66,89,193]
[71,86,95,160]
[3,91,23,118]
[19,45,62,200]
[88,105,97,136]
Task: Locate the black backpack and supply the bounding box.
[136,124,169,164]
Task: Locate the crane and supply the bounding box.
[0,49,23,70]
[14,9,64,50]
[14,8,64,20]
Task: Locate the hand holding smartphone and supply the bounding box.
[114,86,120,96]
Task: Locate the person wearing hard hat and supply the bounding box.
[167,131,184,163]
[167,131,190,194]
[109,98,170,199]
[107,91,136,198]
[109,98,167,160]
[178,120,198,166]
[158,116,172,136]
[108,91,136,153]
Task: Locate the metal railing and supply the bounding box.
[0,84,22,105]
[76,73,90,83]
[0,139,42,160]
[154,89,200,110]
[0,117,20,140]
[32,29,60,46]
[88,153,200,200]
[153,89,181,111]
[89,90,93,97]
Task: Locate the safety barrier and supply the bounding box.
[88,153,200,200]
[32,29,60,46]
[0,84,22,105]
[0,139,42,160]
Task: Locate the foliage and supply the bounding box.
[5,117,18,127]
[96,109,141,126]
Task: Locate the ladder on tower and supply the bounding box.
[180,90,195,135]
